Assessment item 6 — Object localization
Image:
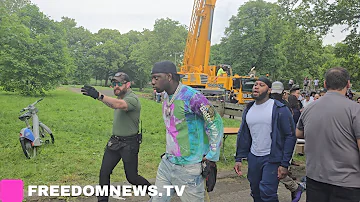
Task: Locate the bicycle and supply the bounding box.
[18,98,54,159]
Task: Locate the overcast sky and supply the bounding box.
[30,0,347,45]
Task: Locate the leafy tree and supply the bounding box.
[279,0,360,53]
[214,0,326,84]
[332,43,360,88]
[59,17,95,84]
[278,25,324,83]
[121,30,144,88]
[3,0,358,93]
[150,18,187,62]
[209,43,228,66]
[278,0,360,86]
[89,29,128,86]
[0,4,73,95]
[222,0,287,77]
[129,29,154,90]
[0,0,30,14]
[130,18,188,90]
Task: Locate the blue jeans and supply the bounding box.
[156,94,161,102]
[150,156,204,202]
[247,153,280,202]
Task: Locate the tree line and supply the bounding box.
[211,0,360,88]
[1,0,359,95]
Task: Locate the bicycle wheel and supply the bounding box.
[39,124,54,144]
[20,138,37,159]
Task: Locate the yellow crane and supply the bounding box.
[179,0,256,104]
[180,0,217,88]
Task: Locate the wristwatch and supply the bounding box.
[98,94,104,101]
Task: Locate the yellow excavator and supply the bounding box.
[179,0,256,104]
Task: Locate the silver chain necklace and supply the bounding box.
[165,83,182,116]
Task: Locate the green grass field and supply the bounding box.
[0,87,242,187]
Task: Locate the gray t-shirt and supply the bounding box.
[297,91,360,188]
[246,99,274,156]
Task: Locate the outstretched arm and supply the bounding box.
[99,93,128,110]
[81,85,128,110]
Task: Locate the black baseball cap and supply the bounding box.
[151,61,184,77]
[111,72,131,82]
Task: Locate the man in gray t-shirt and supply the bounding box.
[296,67,360,202]
[235,77,297,202]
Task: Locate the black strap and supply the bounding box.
[137,120,143,144]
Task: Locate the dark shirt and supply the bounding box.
[230,94,238,103]
[292,108,301,125]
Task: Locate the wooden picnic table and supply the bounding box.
[222,127,239,161]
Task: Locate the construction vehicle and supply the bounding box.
[208,67,256,117]
[179,0,217,88]
[179,0,256,104]
[206,65,257,104]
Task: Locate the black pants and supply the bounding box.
[307,177,360,202]
[98,136,151,202]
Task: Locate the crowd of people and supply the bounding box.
[236,68,360,202]
[295,68,360,202]
[80,63,360,202]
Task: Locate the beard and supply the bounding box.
[154,87,162,93]
[114,88,126,96]
[252,91,268,101]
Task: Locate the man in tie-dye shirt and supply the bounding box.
[150,61,223,202]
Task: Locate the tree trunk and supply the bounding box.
[139,79,143,91]
[104,73,108,87]
[105,78,109,87]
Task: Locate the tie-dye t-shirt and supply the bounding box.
[163,84,224,165]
